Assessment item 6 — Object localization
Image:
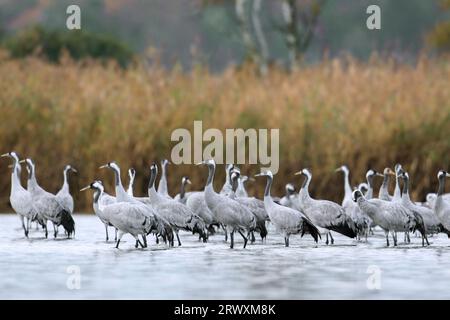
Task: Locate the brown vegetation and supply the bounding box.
[0,53,449,212]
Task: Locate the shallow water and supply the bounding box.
[1,213,450,299]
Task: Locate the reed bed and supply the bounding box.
[0,52,449,212]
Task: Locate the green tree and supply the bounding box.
[5,26,134,67]
[427,0,450,52]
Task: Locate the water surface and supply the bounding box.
[1,214,450,299]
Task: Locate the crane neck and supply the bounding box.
[381,174,390,188]
[206,164,215,188]
[180,181,186,199]
[157,165,168,195]
[402,176,410,197]
[148,168,163,203]
[366,175,374,199]
[438,175,446,196]
[111,166,127,200]
[394,173,401,199]
[127,175,134,197]
[93,188,105,212]
[343,170,352,199]
[11,160,24,193]
[300,173,311,195]
[264,175,273,198]
[61,168,69,192]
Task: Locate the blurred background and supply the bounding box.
[0,0,449,211]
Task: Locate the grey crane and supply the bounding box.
[23,158,75,238]
[83,179,117,242]
[185,191,217,236]
[174,176,192,205]
[378,167,395,201]
[400,171,442,238]
[81,181,153,249]
[391,164,412,243]
[336,165,370,241]
[157,159,171,198]
[219,164,235,196]
[199,159,256,249]
[279,183,296,208]
[393,163,404,201]
[295,168,358,244]
[255,170,320,246]
[425,193,450,209]
[358,183,369,196]
[148,163,207,245]
[353,189,428,247]
[56,165,77,215]
[229,170,269,242]
[433,170,450,231]
[1,152,36,237]
[236,174,250,198]
[365,169,383,200]
[100,161,174,245]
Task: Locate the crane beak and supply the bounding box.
[334,167,342,172]
[99,164,108,169]
[80,185,90,192]
[195,161,204,166]
[248,177,256,182]
[1,153,9,158]
[71,168,78,174]
[186,179,192,185]
[254,173,264,177]
[446,173,450,178]
[294,171,303,176]
[376,172,384,177]
[19,159,26,164]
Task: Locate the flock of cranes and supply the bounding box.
[2,150,450,250]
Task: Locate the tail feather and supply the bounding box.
[59,210,75,237]
[439,224,450,238]
[256,220,267,240]
[301,218,321,243]
[328,219,358,238]
[411,211,427,236]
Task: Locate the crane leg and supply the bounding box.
[105,224,109,242]
[52,222,58,238]
[329,232,334,245]
[175,231,182,246]
[325,233,329,245]
[385,231,390,247]
[230,230,234,249]
[26,218,31,238]
[142,234,148,248]
[284,235,289,247]
[134,237,144,249]
[238,230,248,249]
[115,231,124,249]
[21,216,28,238]
[222,224,228,242]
